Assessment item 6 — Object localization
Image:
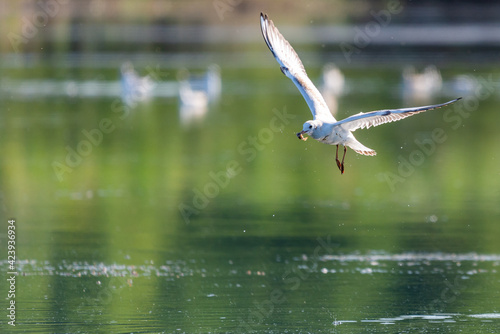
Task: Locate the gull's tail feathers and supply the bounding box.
[346,138,377,156]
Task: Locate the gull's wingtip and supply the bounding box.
[447,97,462,104]
[438,97,462,107]
[431,97,462,110]
[260,13,268,30]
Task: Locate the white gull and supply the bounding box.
[260,13,461,174]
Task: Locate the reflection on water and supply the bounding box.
[2,249,499,332]
[0,77,178,98]
[8,252,500,278]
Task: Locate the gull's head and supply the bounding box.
[297,120,319,141]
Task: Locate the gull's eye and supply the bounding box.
[308,125,312,129]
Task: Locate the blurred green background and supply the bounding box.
[1,0,500,333]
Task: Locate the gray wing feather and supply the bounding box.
[336,98,462,132]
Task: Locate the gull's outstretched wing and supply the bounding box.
[336,98,461,132]
[260,13,335,122]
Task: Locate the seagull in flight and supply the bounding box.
[260,13,461,174]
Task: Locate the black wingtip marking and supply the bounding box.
[260,13,272,54]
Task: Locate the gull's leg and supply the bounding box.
[340,146,346,174]
[335,145,342,172]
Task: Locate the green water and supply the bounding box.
[1,60,500,333]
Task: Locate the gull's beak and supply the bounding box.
[296,130,308,141]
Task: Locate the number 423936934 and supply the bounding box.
[8,219,16,271]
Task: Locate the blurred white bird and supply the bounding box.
[402,65,442,103]
[319,63,345,115]
[177,64,221,125]
[178,81,209,125]
[205,64,222,103]
[120,62,153,108]
[260,13,460,174]
[449,74,481,96]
